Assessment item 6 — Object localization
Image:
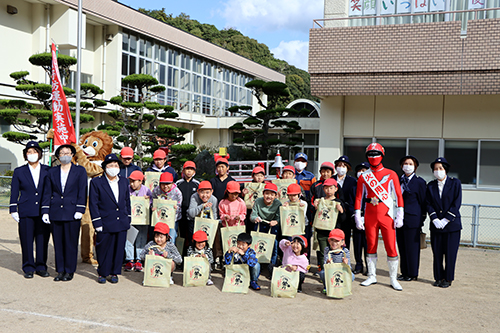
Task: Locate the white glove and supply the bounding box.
[441,218,450,228]
[11,212,20,223]
[95,226,103,232]
[355,210,365,230]
[394,207,404,228]
[42,214,51,224]
[432,219,443,229]
[74,212,83,220]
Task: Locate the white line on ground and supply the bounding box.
[0,308,157,333]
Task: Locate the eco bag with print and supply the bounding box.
[272,179,296,204]
[144,172,161,192]
[221,225,246,255]
[313,198,338,231]
[194,217,219,248]
[143,247,172,288]
[270,265,300,298]
[324,251,352,299]
[250,228,276,264]
[130,196,150,225]
[183,256,210,287]
[151,199,177,228]
[280,204,305,236]
[222,256,250,294]
[244,182,265,209]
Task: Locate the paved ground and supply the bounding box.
[0,209,499,332]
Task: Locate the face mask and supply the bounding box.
[336,166,347,176]
[434,170,446,180]
[294,162,306,172]
[59,155,72,165]
[357,171,363,179]
[367,155,383,167]
[402,165,414,175]
[27,154,39,163]
[106,167,120,177]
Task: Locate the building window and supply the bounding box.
[0,118,10,134]
[479,141,500,187]
[343,138,373,170]
[408,139,439,182]
[444,140,478,185]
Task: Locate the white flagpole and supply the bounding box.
[75,0,83,140]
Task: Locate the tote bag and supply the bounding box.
[130,196,150,225]
[270,265,300,298]
[183,256,210,287]
[194,217,219,248]
[151,199,177,228]
[143,247,172,288]
[221,225,246,255]
[144,172,161,192]
[280,204,305,236]
[324,251,352,298]
[244,183,265,209]
[272,179,296,204]
[222,257,250,294]
[250,228,276,264]
[313,198,338,231]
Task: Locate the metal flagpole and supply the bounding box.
[75,0,83,140]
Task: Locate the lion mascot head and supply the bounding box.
[72,131,113,177]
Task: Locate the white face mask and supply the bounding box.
[27,154,39,163]
[357,171,363,179]
[106,167,120,177]
[294,162,306,172]
[434,170,446,180]
[402,165,414,175]
[336,166,347,176]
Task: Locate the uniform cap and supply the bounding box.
[334,155,351,167]
[400,155,419,167]
[101,154,123,169]
[294,152,308,161]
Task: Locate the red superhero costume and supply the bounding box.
[354,143,404,291]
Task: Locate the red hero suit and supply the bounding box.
[354,143,404,291]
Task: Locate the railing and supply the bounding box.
[227,160,289,182]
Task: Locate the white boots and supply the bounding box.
[361,255,403,291]
[361,255,377,286]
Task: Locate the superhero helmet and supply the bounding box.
[365,143,385,157]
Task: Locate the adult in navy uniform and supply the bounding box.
[352,162,370,274]
[397,156,427,282]
[89,154,131,284]
[426,157,462,288]
[42,144,87,282]
[333,155,357,250]
[9,141,51,279]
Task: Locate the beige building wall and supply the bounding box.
[317,96,343,164]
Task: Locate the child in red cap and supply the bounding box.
[187,230,214,285]
[145,149,178,181]
[282,183,308,224]
[152,172,183,245]
[241,166,267,233]
[279,235,309,292]
[140,222,182,285]
[218,181,246,227]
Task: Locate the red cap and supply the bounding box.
[226,181,240,193]
[120,147,134,158]
[252,166,265,175]
[292,235,308,249]
[283,165,295,174]
[159,172,174,183]
[198,180,212,190]
[128,170,144,181]
[329,229,345,241]
[154,222,170,235]
[192,230,208,242]
[216,157,229,166]
[320,162,334,171]
[153,149,167,160]
[323,178,338,187]
[183,161,196,170]
[287,183,301,195]
[263,182,278,194]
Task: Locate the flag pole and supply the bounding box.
[75,0,83,140]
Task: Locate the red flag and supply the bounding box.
[51,43,76,145]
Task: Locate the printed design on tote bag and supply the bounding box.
[279,187,287,200]
[227,234,238,248]
[320,208,331,221]
[150,179,159,191]
[189,265,204,280]
[230,272,244,286]
[254,240,268,255]
[331,270,344,287]
[157,207,170,220]
[133,202,144,218]
[200,224,211,235]
[151,262,165,278]
[286,213,299,227]
[277,275,292,291]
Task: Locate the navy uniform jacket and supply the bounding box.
[118,163,141,179]
[426,177,462,233]
[334,175,357,218]
[89,175,131,233]
[401,174,427,229]
[41,164,88,221]
[10,164,50,218]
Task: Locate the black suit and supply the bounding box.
[333,175,357,250]
[396,174,426,278]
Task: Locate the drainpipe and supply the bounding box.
[102,26,107,99]
[45,4,50,83]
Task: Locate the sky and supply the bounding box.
[118,0,324,71]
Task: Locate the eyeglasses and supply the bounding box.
[59,152,73,156]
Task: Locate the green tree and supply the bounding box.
[228,80,304,160]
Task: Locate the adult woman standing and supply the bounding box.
[397,156,427,282]
[333,155,357,250]
[42,145,87,282]
[9,141,51,279]
[426,157,462,288]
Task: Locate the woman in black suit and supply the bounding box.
[426,157,462,288]
[9,141,51,278]
[397,155,427,282]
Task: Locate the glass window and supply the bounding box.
[408,139,439,182]
[179,91,191,111]
[129,56,136,75]
[159,64,166,85]
[247,90,252,105]
[203,78,211,96]
[146,41,152,58]
[375,139,406,173]
[122,33,129,51]
[204,62,212,76]
[121,54,128,76]
[224,69,230,82]
[444,140,478,185]
[129,35,137,54]
[193,94,201,113]
[0,117,10,134]
[213,81,221,98]
[169,50,179,66]
[231,85,237,102]
[154,44,159,61]
[180,70,190,91]
[224,83,230,100]
[139,39,145,56]
[193,59,202,73]
[167,88,178,109]
[202,96,211,115]
[160,46,166,62]
[181,54,191,70]
[479,141,500,187]
[168,67,178,88]
[343,138,373,168]
[304,134,317,146]
[193,74,201,93]
[157,91,165,105]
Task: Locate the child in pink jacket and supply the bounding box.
[218,181,246,227]
[279,236,309,292]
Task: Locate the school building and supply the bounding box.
[0,0,320,173]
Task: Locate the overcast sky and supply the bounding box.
[119,0,324,71]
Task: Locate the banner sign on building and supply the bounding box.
[349,0,364,16]
[381,0,396,15]
[468,0,485,9]
[430,0,446,12]
[413,0,429,13]
[397,0,412,13]
[364,0,377,15]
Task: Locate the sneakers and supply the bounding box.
[206,279,214,286]
[250,281,261,290]
[124,261,134,272]
[170,277,174,285]
[97,276,106,284]
[321,288,326,294]
[134,262,143,272]
[110,275,119,284]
